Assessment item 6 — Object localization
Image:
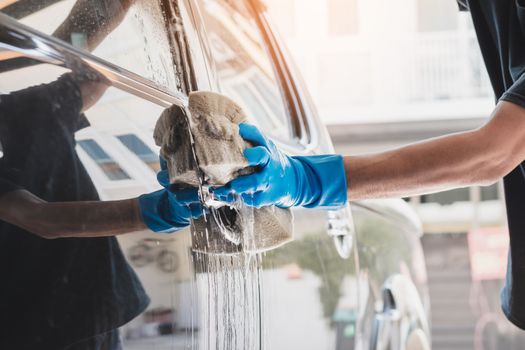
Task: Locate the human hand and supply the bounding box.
[139,158,202,233]
[211,123,301,208]
[212,123,347,209]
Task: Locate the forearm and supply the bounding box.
[53,0,133,51]
[0,190,146,238]
[345,131,486,200]
[35,199,147,238]
[345,101,525,201]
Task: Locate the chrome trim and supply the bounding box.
[371,274,431,350]
[0,12,188,108]
[327,206,355,259]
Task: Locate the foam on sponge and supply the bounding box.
[154,91,293,254]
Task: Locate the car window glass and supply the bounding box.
[196,0,292,142]
[0,53,294,349]
[117,133,161,172]
[0,56,202,346]
[0,12,365,348]
[0,54,362,348]
[78,139,131,181]
[0,0,181,93]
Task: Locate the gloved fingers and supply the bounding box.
[239,123,269,148]
[172,188,200,204]
[227,171,268,194]
[241,193,255,206]
[211,170,267,197]
[157,169,170,188]
[189,203,204,219]
[209,184,231,198]
[244,147,270,167]
[241,192,267,208]
[213,192,236,204]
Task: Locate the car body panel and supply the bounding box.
[0,1,429,348]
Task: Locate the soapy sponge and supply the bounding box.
[154,91,293,254]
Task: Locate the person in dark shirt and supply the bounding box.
[0,70,201,349]
[212,0,525,331]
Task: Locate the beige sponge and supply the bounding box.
[153,91,293,254]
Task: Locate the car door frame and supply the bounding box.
[0,3,430,347]
[176,3,432,349]
[178,0,364,348]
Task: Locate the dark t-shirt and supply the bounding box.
[0,74,149,349]
[459,0,525,329]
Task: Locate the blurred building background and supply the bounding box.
[265,0,525,349]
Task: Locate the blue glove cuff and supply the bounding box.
[139,190,180,233]
[292,154,348,209]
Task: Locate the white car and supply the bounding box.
[0,0,430,349]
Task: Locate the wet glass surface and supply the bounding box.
[1,0,181,93]
[351,202,430,350]
[0,28,353,350]
[0,1,428,349]
[195,0,292,142]
[0,46,361,350]
[260,209,360,350]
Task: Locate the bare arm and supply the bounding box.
[0,190,147,239]
[53,0,132,111]
[346,101,525,200]
[53,0,134,52]
[73,71,109,112]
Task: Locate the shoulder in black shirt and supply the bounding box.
[0,74,149,348]
[460,0,525,330]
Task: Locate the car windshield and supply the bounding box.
[0,0,183,94]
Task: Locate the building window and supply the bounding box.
[327,0,358,36]
[117,134,160,172]
[78,139,131,181]
[417,0,458,32]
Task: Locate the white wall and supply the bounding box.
[265,0,493,124]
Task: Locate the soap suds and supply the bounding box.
[153,91,293,255]
[154,91,292,349]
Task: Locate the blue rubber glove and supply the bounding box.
[212,123,347,209]
[138,159,203,233]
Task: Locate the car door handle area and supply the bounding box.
[370,274,431,350]
[327,206,355,259]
